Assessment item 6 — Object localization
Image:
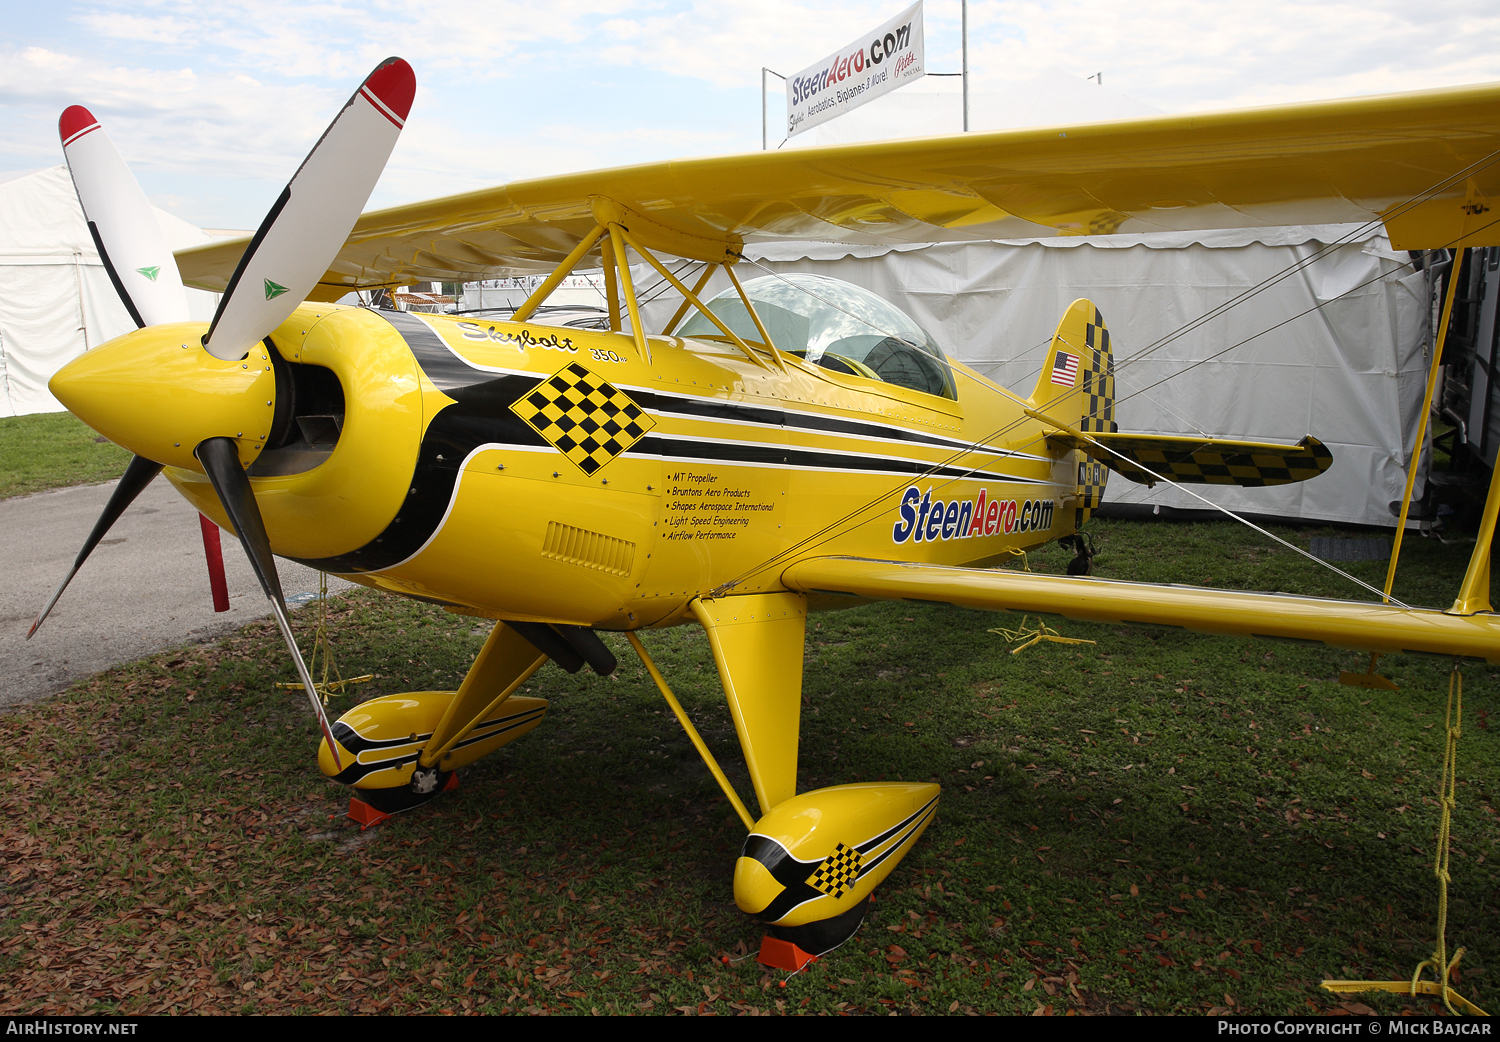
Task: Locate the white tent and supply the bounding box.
[634,227,1427,528]
[0,166,219,417]
[673,71,1428,527]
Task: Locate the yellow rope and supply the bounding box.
[1000,547,1031,572]
[1322,664,1488,1016]
[1411,666,1468,1015]
[275,572,373,701]
[988,615,1096,655]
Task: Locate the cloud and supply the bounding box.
[0,46,341,180]
[595,0,887,88]
[71,0,644,81]
[6,0,1499,228]
[958,0,1500,110]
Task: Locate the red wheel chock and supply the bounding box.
[346,772,459,830]
[346,797,393,830]
[757,935,818,972]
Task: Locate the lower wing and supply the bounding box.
[780,557,1500,663]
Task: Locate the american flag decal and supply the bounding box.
[1051,351,1079,387]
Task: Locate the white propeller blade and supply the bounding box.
[59,106,189,327]
[202,57,415,361]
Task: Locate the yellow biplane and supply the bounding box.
[31,56,1500,962]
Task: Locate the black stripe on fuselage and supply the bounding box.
[294,314,1041,574]
[647,392,1042,462]
[640,434,1026,483]
[385,312,1040,462]
[291,366,548,573]
[383,310,484,390]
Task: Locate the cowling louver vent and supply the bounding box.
[541,522,636,576]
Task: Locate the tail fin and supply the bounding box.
[1029,299,1116,530]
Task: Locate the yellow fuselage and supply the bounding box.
[74,303,1084,630]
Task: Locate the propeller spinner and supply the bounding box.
[36,57,418,767]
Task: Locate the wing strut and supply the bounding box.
[724,261,788,372]
[1453,458,1500,615]
[661,263,719,335]
[1389,249,1463,603]
[1383,247,1499,616]
[511,223,607,322]
[614,224,779,372]
[607,224,652,364]
[604,232,625,331]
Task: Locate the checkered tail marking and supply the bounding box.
[1102,437,1334,487]
[1075,306,1116,528]
[510,363,655,475]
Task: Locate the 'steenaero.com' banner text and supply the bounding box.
[786,2,925,138]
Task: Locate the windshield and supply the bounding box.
[678,274,957,400]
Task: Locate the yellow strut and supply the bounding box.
[1386,249,1465,602]
[512,224,608,323]
[601,231,621,332]
[662,263,720,336]
[626,632,756,831]
[419,650,548,769]
[615,225,772,372]
[724,262,787,372]
[1452,455,1500,614]
[607,224,652,364]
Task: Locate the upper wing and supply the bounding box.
[780,557,1500,663]
[176,81,1500,300]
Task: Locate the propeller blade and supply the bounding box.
[27,453,163,639]
[59,106,189,327]
[202,57,415,361]
[195,437,342,768]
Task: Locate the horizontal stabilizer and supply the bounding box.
[1046,431,1332,488]
[780,556,1500,663]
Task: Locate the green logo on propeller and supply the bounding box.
[263,279,289,301]
[136,266,160,282]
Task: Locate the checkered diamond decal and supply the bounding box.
[510,363,655,475]
[806,842,863,899]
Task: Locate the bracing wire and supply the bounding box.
[1060,426,1412,608]
[706,168,1500,604]
[970,147,1500,396]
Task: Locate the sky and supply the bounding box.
[3,0,1500,230]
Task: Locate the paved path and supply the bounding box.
[1,479,354,709]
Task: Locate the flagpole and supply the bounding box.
[962,0,969,132]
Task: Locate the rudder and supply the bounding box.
[1029,299,1116,529]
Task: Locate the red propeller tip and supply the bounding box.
[361,57,415,127]
[59,105,100,147]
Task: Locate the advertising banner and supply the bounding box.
[786,2,925,138]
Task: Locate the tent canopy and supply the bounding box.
[0,166,217,417]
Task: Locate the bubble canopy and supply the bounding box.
[677,274,957,400]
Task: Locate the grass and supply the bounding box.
[0,411,131,500]
[1,516,1496,1015]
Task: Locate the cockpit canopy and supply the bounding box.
[678,274,957,400]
